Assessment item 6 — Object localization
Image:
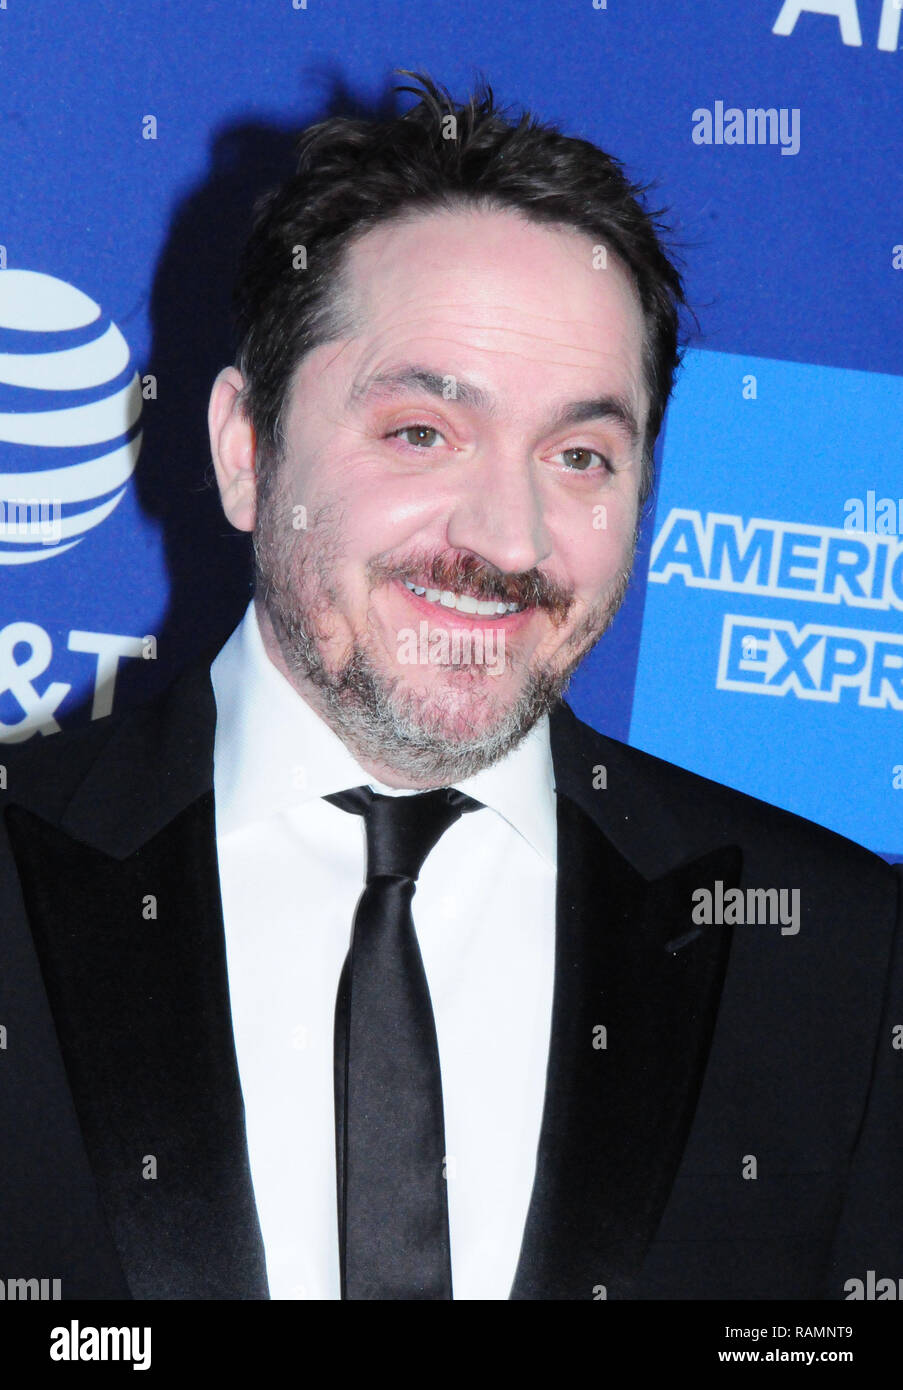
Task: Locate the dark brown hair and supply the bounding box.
[232,71,688,507]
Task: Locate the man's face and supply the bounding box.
[247,205,649,785]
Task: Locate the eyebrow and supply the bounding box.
[348,363,642,448]
[349,366,495,414]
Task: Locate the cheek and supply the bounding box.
[555,493,638,592]
[336,468,446,558]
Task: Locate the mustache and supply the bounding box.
[369,551,575,624]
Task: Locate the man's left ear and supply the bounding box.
[208,366,258,533]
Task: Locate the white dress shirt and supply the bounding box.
[210,601,558,1300]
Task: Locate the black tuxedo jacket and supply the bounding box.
[1,651,901,1300]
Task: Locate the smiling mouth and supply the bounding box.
[402,579,524,618]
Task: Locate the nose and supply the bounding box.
[444,445,553,578]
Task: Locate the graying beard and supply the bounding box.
[305,649,568,784]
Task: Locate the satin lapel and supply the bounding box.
[510,789,742,1299]
[5,790,268,1300]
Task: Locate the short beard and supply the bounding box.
[253,469,636,786]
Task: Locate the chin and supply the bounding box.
[392,672,521,740]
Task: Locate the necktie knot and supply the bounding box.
[325,785,482,883]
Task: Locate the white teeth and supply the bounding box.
[403,579,523,617]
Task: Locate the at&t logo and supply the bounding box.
[0,269,142,562]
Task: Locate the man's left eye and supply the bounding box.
[390,425,447,448]
[557,447,609,473]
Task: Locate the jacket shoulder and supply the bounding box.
[553,699,895,885]
[0,652,218,828]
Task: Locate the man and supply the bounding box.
[1,74,901,1302]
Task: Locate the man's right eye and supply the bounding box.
[389,425,448,449]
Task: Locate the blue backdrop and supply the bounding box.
[1,0,900,858]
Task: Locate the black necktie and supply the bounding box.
[323,784,483,1300]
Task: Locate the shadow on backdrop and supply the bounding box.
[106,71,400,718]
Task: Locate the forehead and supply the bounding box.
[308,205,648,420]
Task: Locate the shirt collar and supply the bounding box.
[211,602,558,866]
